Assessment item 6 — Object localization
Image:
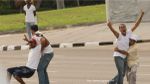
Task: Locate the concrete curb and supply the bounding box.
[0,39,150,51]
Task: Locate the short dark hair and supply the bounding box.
[31,25,38,32]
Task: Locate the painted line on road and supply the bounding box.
[137,74,150,76]
[86,80,109,83]
[0,39,150,51]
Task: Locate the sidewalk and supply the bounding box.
[0,23,150,46]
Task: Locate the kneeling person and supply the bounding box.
[7,30,41,84]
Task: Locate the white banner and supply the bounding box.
[106,0,150,23]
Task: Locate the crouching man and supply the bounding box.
[7,26,42,84]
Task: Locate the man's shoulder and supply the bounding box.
[31,4,36,8]
[23,5,27,10]
[23,4,27,7]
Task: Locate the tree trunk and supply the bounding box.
[35,0,42,9]
[76,0,80,6]
[56,0,65,9]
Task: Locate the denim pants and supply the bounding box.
[109,56,127,84]
[37,52,54,84]
[25,22,35,39]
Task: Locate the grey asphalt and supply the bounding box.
[0,23,150,84]
[0,23,150,46]
[0,43,150,84]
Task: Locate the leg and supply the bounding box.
[14,75,25,84]
[37,53,54,84]
[126,66,130,82]
[7,71,12,83]
[25,22,32,39]
[115,57,125,84]
[128,65,138,84]
[109,57,125,84]
[10,66,34,84]
[7,67,25,84]
[7,67,20,80]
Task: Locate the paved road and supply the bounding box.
[0,23,150,46]
[0,43,149,84]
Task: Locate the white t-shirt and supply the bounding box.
[23,4,36,22]
[26,35,41,70]
[42,45,53,54]
[113,30,132,58]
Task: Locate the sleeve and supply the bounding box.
[32,5,36,11]
[23,5,25,11]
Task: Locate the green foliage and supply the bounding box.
[0,5,106,33]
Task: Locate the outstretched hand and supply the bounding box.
[107,20,112,27]
[23,34,28,42]
[141,9,144,15]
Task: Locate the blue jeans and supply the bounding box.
[109,56,127,84]
[37,52,54,84]
[25,22,35,39]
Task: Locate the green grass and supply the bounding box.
[0,4,106,33]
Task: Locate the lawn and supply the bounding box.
[0,4,106,33]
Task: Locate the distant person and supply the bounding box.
[23,0,37,39]
[33,25,54,84]
[107,10,144,84]
[115,34,139,84]
[7,26,42,84]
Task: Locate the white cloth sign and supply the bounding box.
[106,0,150,23]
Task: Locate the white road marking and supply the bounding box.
[48,71,58,73]
[140,65,150,67]
[86,80,109,83]
[137,74,150,76]
[0,35,11,38]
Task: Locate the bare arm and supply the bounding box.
[131,10,144,32]
[40,36,50,52]
[114,47,129,56]
[107,20,119,38]
[23,34,29,42]
[33,11,36,16]
[40,38,46,52]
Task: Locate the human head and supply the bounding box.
[129,34,138,46]
[119,24,127,36]
[25,0,31,4]
[31,25,38,34]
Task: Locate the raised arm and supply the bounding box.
[131,10,144,32]
[107,20,119,38]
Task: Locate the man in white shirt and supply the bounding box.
[7,25,41,84]
[107,10,144,84]
[23,0,37,39]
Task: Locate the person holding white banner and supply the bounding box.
[107,10,144,84]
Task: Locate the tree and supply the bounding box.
[15,0,25,12]
[56,0,65,9]
[76,0,80,6]
[35,0,43,9]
